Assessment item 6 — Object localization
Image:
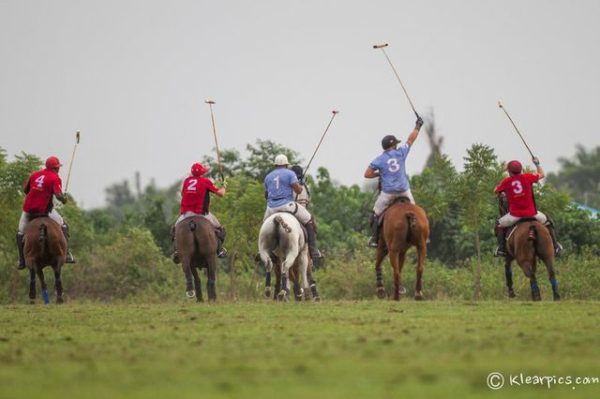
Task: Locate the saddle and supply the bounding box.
[506,217,538,241]
[377,196,411,226]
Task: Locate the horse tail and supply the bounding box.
[406,212,417,242]
[38,222,48,258]
[527,224,537,242]
[273,215,292,234]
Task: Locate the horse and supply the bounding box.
[374,199,429,301]
[504,220,560,301]
[258,213,319,302]
[23,217,67,304]
[175,216,218,302]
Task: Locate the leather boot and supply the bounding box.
[305,221,322,266]
[171,225,181,264]
[16,233,26,269]
[367,213,380,248]
[545,221,563,256]
[494,224,507,257]
[215,226,227,258]
[61,224,76,263]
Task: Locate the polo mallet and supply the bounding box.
[64,131,80,193]
[303,110,339,178]
[373,43,420,118]
[497,101,535,158]
[205,99,225,181]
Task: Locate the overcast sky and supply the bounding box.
[1,0,599,208]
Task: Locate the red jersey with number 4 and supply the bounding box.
[180,176,218,214]
[23,169,63,213]
[495,173,541,217]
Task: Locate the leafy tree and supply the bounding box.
[547,145,600,209]
[456,144,504,298]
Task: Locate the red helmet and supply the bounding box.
[190,162,208,177]
[507,160,522,175]
[45,156,63,170]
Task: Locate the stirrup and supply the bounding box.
[17,262,26,270]
[554,243,563,256]
[172,251,181,264]
[217,247,228,258]
[367,237,378,248]
[494,247,506,257]
[65,252,76,264]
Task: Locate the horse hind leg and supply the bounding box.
[54,267,64,304]
[391,251,406,301]
[28,268,36,304]
[505,259,516,298]
[414,241,426,300]
[541,254,560,301]
[36,267,49,305]
[523,261,541,301]
[306,260,321,302]
[181,261,195,299]
[191,267,204,303]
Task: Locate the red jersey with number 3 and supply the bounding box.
[495,173,541,217]
[180,176,218,214]
[22,169,63,213]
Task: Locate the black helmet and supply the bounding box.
[291,165,303,179]
[381,135,400,150]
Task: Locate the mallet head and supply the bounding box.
[332,110,339,114]
[76,131,80,144]
[205,99,215,105]
[373,43,389,49]
[498,100,503,108]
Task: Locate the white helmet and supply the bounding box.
[274,154,289,166]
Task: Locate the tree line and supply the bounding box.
[0,141,599,302]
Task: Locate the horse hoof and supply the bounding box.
[508,289,516,298]
[313,296,321,303]
[277,290,289,302]
[28,299,35,305]
[414,291,424,300]
[264,288,272,298]
[553,294,561,301]
[376,287,386,300]
[56,297,64,304]
[186,290,196,299]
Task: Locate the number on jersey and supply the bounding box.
[34,175,45,188]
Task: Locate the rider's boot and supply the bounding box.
[494,224,507,257]
[62,224,76,263]
[171,225,181,264]
[545,219,563,256]
[215,226,228,258]
[305,220,322,267]
[16,232,26,270]
[367,213,380,248]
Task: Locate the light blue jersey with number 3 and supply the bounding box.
[369,143,411,193]
[264,168,298,208]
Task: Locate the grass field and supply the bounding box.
[1,301,599,399]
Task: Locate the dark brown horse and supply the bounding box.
[175,216,218,302]
[374,200,429,301]
[504,220,560,301]
[24,217,67,304]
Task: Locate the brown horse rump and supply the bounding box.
[376,196,412,226]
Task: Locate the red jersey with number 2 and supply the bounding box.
[23,169,63,213]
[180,176,218,214]
[495,173,541,217]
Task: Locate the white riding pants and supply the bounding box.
[373,190,415,216]
[264,202,312,225]
[498,211,548,227]
[18,210,64,234]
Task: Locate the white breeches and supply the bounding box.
[498,211,547,227]
[175,212,221,228]
[373,190,415,216]
[264,202,312,225]
[18,210,64,234]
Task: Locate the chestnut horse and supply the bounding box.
[504,220,560,301]
[374,199,429,300]
[175,216,218,302]
[24,217,67,304]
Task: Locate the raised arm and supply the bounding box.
[532,156,545,179]
[406,115,424,146]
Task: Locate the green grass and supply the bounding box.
[1,301,599,399]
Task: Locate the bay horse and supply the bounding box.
[24,217,67,304]
[504,220,560,301]
[258,213,319,302]
[175,216,218,302]
[374,199,429,301]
